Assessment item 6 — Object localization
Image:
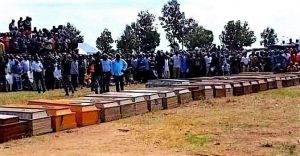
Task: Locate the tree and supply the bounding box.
[65,22,84,50]
[159,0,186,49]
[96,28,114,53]
[184,26,214,50]
[117,10,160,53]
[260,27,278,47]
[116,23,139,53]
[136,10,160,53]
[220,20,256,50]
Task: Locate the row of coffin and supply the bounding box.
[1,72,300,143]
[0,88,192,143]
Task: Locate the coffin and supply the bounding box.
[177,84,214,100]
[8,105,77,132]
[87,92,148,115]
[146,79,190,88]
[257,80,268,91]
[241,81,252,94]
[28,100,99,127]
[143,87,192,105]
[121,90,178,109]
[0,115,27,143]
[82,96,135,118]
[266,78,276,89]
[75,97,122,122]
[233,83,244,96]
[0,107,52,136]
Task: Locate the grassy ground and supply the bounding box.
[0,85,299,155]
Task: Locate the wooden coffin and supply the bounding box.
[266,78,276,89]
[233,83,244,96]
[241,81,252,95]
[258,79,268,91]
[146,79,190,88]
[28,100,99,127]
[121,90,178,110]
[75,97,121,122]
[3,105,77,132]
[87,92,148,115]
[96,101,121,122]
[0,107,52,136]
[275,77,283,89]
[146,87,192,105]
[82,96,135,118]
[193,82,226,98]
[180,84,214,100]
[0,115,27,143]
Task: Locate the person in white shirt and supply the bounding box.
[164,55,170,79]
[204,53,212,76]
[53,64,62,88]
[240,53,250,72]
[31,57,46,93]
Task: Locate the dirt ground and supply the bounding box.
[0,86,299,156]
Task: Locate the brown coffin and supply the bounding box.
[95,101,121,122]
[9,105,77,132]
[76,98,121,122]
[0,107,52,136]
[82,96,135,118]
[257,80,268,91]
[266,78,276,89]
[177,84,214,100]
[146,79,190,88]
[28,100,99,127]
[0,115,27,143]
[121,90,178,110]
[86,92,148,116]
[143,87,192,105]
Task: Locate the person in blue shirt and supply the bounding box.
[111,53,127,92]
[101,54,112,92]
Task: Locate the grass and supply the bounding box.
[186,135,212,148]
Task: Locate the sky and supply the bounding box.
[0,0,299,50]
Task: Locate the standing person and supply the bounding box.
[31,56,46,93]
[111,54,127,92]
[163,55,170,79]
[155,51,165,79]
[173,52,181,79]
[92,54,103,94]
[204,53,212,76]
[44,57,55,90]
[78,56,86,88]
[240,53,250,72]
[0,57,7,92]
[61,55,74,96]
[101,54,111,93]
[70,56,79,91]
[137,55,146,82]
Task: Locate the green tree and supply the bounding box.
[65,22,84,50]
[220,20,256,50]
[116,23,139,53]
[260,27,278,47]
[96,28,114,53]
[117,10,160,53]
[184,26,214,50]
[136,10,160,53]
[159,0,186,49]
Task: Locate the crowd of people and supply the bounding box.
[0,16,80,55]
[1,17,300,95]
